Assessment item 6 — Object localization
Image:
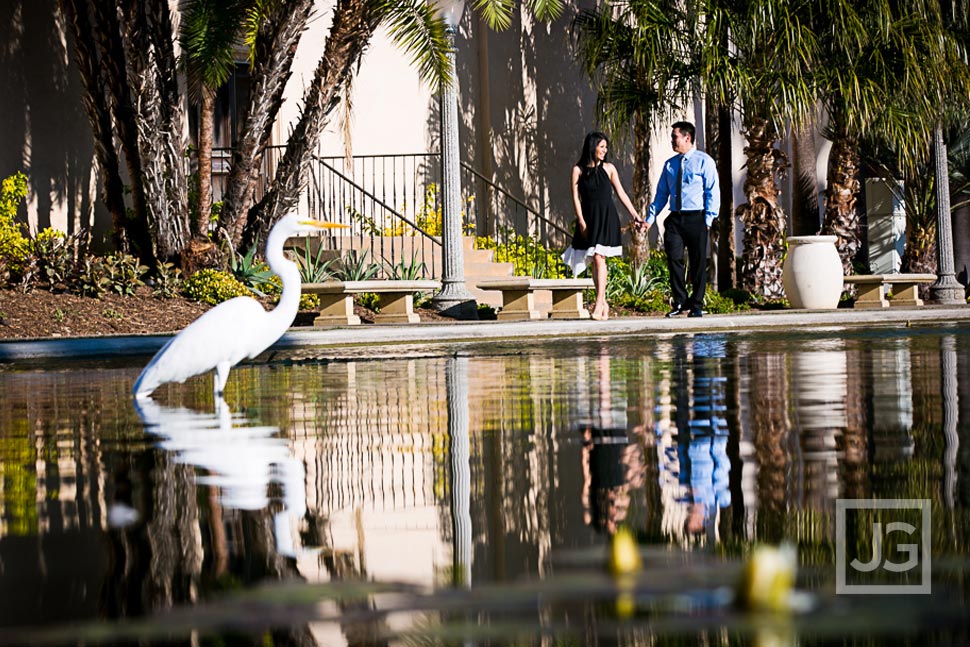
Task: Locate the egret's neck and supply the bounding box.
[266,228,302,325]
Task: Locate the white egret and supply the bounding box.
[133,214,343,398]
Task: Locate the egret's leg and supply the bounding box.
[214,362,231,396]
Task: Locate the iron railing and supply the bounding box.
[210,149,570,279]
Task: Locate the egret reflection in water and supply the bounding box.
[133,396,307,558]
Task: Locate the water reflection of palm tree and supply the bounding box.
[580,353,646,535]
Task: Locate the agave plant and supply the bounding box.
[335,250,381,281]
[295,241,340,283]
[227,236,274,294]
[383,252,427,280]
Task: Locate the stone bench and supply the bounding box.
[303,279,441,325]
[477,278,594,320]
[843,273,937,308]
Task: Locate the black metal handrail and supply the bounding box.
[209,148,570,279]
[460,162,570,239]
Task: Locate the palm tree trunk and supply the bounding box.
[196,88,215,237]
[629,110,652,269]
[90,0,156,266]
[791,118,820,236]
[128,0,191,263]
[243,0,382,248]
[706,102,736,291]
[221,0,316,248]
[820,125,861,275]
[737,117,788,299]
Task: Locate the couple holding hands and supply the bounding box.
[561,122,720,320]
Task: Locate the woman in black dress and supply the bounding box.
[562,132,644,320]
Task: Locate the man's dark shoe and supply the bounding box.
[665,305,685,318]
[687,308,703,318]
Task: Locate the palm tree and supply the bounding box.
[179,0,253,239]
[572,0,693,268]
[702,0,819,300]
[234,0,568,248]
[817,0,970,276]
[63,0,565,265]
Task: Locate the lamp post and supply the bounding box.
[930,125,965,304]
[431,0,478,319]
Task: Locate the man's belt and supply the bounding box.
[670,209,703,216]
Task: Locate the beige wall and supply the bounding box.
[0,0,105,241]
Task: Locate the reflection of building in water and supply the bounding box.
[287,359,452,587]
[870,340,915,462]
[789,345,848,508]
[654,336,731,544]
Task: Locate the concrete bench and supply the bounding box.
[303,279,441,325]
[477,278,594,320]
[843,273,937,308]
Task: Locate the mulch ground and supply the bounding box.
[0,287,468,340]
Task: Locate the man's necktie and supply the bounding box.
[675,154,684,213]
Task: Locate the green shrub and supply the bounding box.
[606,257,665,300]
[703,288,751,314]
[299,293,320,311]
[336,251,381,281]
[102,253,147,296]
[476,230,568,278]
[357,292,380,311]
[294,243,339,283]
[76,256,110,297]
[30,228,79,290]
[384,252,427,280]
[150,262,183,298]
[0,172,30,278]
[613,289,671,313]
[183,269,251,305]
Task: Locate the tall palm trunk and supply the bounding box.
[221,0,316,248]
[89,0,157,266]
[737,117,788,299]
[629,110,652,269]
[243,0,383,247]
[791,118,820,236]
[820,124,861,275]
[124,0,191,264]
[706,101,736,291]
[196,88,216,237]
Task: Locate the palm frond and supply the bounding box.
[378,0,451,90]
[472,0,515,30]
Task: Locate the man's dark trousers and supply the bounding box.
[664,210,708,310]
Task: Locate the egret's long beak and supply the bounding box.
[300,219,349,229]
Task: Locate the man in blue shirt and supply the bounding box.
[645,121,720,318]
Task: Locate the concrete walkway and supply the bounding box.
[2,304,969,363]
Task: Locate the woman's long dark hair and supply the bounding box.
[577,131,609,169]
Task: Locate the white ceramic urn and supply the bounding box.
[782,235,844,309]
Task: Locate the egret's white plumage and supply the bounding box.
[133,214,341,398]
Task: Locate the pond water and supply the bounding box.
[1,324,969,645]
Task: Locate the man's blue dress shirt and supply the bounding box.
[646,148,720,228]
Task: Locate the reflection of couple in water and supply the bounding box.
[580,338,732,541]
[579,353,645,535]
[659,336,731,540]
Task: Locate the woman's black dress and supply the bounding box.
[562,163,623,275]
